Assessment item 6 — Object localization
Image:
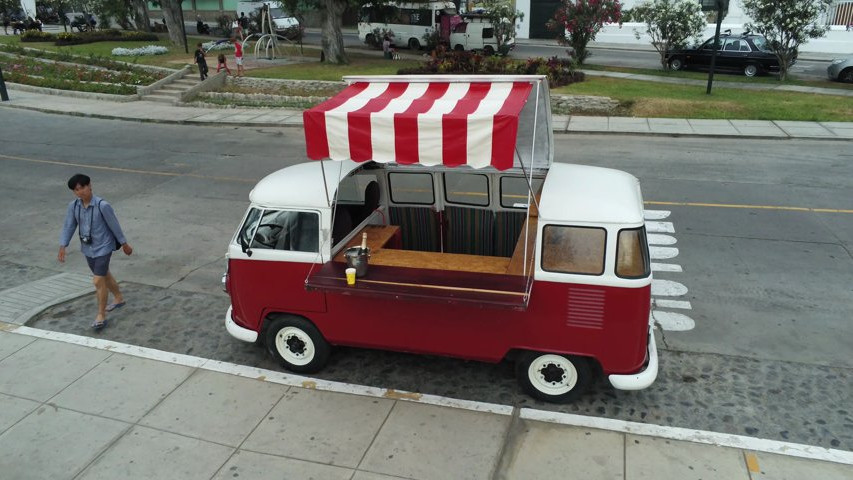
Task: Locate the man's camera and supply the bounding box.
[80,235,92,244]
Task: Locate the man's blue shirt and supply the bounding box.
[59,195,126,258]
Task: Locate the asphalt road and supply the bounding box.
[298,31,832,80]
[1,110,851,451]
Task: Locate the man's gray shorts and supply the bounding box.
[85,253,112,276]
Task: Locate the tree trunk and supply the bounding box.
[132,0,152,32]
[159,0,186,49]
[320,0,348,64]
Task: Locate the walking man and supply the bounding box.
[58,174,133,329]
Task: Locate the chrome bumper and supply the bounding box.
[609,325,659,390]
[225,305,258,343]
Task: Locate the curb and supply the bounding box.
[2,100,851,142]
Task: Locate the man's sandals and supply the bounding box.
[92,318,108,330]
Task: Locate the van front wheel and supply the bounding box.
[516,352,591,403]
[266,316,330,373]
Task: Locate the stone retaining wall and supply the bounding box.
[208,78,621,112]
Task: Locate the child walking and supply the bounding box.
[193,42,208,81]
[216,53,232,74]
[231,37,244,77]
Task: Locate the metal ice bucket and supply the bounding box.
[344,247,370,277]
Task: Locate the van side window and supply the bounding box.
[500,176,544,208]
[541,226,606,275]
[482,27,494,39]
[389,172,434,205]
[616,227,650,278]
[250,209,319,253]
[444,172,489,206]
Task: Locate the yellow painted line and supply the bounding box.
[745,452,761,473]
[645,200,853,214]
[0,153,255,184]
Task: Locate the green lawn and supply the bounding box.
[3,33,851,122]
[556,76,853,121]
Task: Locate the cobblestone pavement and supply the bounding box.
[24,276,852,453]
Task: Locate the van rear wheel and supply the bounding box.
[266,316,330,373]
[516,352,591,403]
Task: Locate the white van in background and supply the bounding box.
[449,16,510,55]
[236,1,300,35]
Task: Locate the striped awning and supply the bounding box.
[304,78,534,171]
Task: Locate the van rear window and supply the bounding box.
[616,227,650,278]
[541,226,606,275]
[444,172,488,206]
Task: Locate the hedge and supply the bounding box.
[54,30,160,46]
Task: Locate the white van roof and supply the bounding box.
[538,163,645,226]
[249,160,360,209]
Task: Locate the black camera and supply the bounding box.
[80,235,92,244]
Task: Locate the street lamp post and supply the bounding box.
[179,0,188,54]
[700,0,728,95]
[0,65,9,101]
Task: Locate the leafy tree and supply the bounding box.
[481,1,524,56]
[741,0,832,81]
[626,0,706,69]
[548,0,622,65]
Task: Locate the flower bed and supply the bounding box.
[0,44,170,75]
[203,40,235,52]
[0,55,165,95]
[20,30,56,42]
[112,45,169,56]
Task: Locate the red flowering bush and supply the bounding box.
[548,0,623,64]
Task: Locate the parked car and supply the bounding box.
[665,33,787,77]
[827,55,853,83]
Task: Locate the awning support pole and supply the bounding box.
[519,80,542,279]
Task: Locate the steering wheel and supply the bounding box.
[253,223,283,248]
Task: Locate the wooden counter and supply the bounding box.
[333,225,401,263]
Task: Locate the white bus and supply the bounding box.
[358,1,457,50]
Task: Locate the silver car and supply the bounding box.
[827,55,853,83]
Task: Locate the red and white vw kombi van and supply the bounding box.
[223,75,658,402]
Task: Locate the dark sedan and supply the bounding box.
[665,34,786,77]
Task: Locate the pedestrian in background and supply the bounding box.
[216,52,231,74]
[58,174,133,330]
[194,42,208,80]
[233,16,244,41]
[2,14,9,35]
[231,36,244,76]
[382,35,392,60]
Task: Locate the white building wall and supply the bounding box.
[516,0,853,54]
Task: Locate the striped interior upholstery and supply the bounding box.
[493,211,527,258]
[445,206,495,256]
[389,206,440,252]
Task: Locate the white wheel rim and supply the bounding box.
[275,326,315,366]
[527,354,578,396]
[746,66,757,76]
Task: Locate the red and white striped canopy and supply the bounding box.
[304,78,533,171]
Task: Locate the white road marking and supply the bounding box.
[652,311,696,331]
[651,263,683,273]
[654,299,692,310]
[645,221,675,233]
[647,234,677,245]
[520,409,853,466]
[6,325,849,466]
[650,246,679,260]
[651,279,688,297]
[643,210,671,220]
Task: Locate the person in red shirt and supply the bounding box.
[231,37,244,77]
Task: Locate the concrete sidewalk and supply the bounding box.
[1,325,851,480]
[2,87,853,141]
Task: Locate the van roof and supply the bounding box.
[250,160,360,209]
[538,163,645,225]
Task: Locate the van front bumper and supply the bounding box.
[225,305,258,343]
[608,325,658,390]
